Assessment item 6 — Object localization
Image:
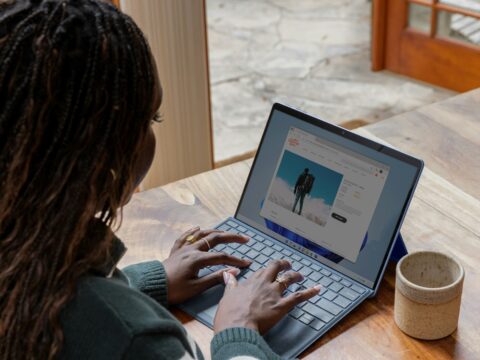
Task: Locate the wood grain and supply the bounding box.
[373,0,480,92]
[120,0,213,189]
[117,90,480,359]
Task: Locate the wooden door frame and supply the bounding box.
[372,0,480,92]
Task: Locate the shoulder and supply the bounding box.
[60,275,186,359]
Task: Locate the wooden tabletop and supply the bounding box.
[117,89,480,359]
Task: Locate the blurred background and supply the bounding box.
[118,0,480,188]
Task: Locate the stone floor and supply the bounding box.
[207,0,456,162]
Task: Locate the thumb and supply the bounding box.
[223,270,238,289]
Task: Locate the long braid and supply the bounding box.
[0,1,158,358]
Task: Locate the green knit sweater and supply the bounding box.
[59,258,281,359]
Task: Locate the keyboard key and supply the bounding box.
[308,272,322,282]
[224,247,234,254]
[311,264,321,272]
[230,243,240,249]
[246,249,259,259]
[303,303,334,323]
[264,239,273,246]
[310,319,325,331]
[323,290,337,301]
[273,244,283,251]
[237,244,250,254]
[319,277,333,287]
[252,242,265,252]
[330,274,341,282]
[351,284,366,294]
[250,262,261,271]
[289,283,302,292]
[339,287,359,301]
[291,254,301,261]
[256,254,269,264]
[271,252,283,260]
[244,230,254,237]
[290,307,304,319]
[329,282,343,292]
[319,286,327,296]
[237,226,247,233]
[216,243,226,251]
[303,313,314,323]
[263,247,274,257]
[299,314,314,325]
[340,279,352,287]
[217,224,230,231]
[333,295,351,308]
[226,221,238,228]
[299,267,312,277]
[301,258,312,266]
[309,294,321,304]
[254,234,265,242]
[320,269,331,276]
[317,298,342,316]
[292,262,302,271]
[282,249,293,256]
[304,279,315,289]
[232,251,243,259]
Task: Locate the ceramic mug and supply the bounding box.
[394,251,464,340]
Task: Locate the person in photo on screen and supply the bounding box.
[292,168,315,215]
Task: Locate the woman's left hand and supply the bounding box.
[163,226,252,305]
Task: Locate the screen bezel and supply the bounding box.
[234,103,424,290]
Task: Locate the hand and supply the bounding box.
[163,226,252,305]
[214,259,321,334]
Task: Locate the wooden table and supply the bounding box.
[117,89,480,359]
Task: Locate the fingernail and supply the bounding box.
[223,271,230,285]
[241,235,249,241]
[227,267,241,276]
[228,273,236,285]
[314,285,322,291]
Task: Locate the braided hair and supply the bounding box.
[0,1,159,358]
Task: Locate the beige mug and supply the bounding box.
[394,251,464,340]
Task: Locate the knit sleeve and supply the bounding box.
[122,260,169,307]
[123,331,204,360]
[211,327,282,360]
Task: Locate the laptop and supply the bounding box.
[178,103,423,358]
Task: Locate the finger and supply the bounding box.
[262,259,291,281]
[280,285,322,310]
[195,268,240,293]
[224,270,238,289]
[194,251,252,270]
[171,226,199,251]
[275,271,303,292]
[194,231,249,251]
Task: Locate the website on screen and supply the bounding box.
[260,127,390,263]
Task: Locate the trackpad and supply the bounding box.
[178,284,224,324]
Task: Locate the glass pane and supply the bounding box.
[408,3,431,33]
[440,0,480,13]
[437,11,480,45]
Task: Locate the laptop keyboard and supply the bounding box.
[199,220,368,331]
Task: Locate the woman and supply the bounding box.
[0,1,320,359]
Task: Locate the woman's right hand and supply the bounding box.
[214,259,321,334]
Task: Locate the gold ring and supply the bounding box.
[186,234,196,243]
[204,238,211,250]
[275,276,288,291]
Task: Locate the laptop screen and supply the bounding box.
[235,104,422,289]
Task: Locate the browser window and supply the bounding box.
[260,127,389,263]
